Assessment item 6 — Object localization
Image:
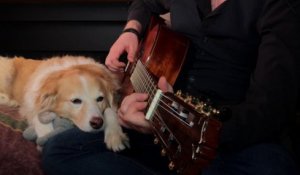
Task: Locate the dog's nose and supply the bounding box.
[89,117,103,129]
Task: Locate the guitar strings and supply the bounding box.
[132,60,157,102]
[157,95,188,121]
[131,60,187,120]
[133,62,182,116]
[154,98,180,120]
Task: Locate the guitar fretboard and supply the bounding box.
[130,60,162,120]
[130,60,156,98]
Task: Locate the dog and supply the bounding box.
[0,55,129,152]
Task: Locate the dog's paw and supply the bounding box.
[104,129,130,152]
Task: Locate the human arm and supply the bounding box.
[105,20,141,72]
[105,0,170,71]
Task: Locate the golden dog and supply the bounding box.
[0,55,129,151]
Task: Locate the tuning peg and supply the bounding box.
[154,137,159,145]
[168,161,175,170]
[161,148,167,156]
[175,90,182,98]
[183,95,192,104]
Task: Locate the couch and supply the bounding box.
[0,105,43,175]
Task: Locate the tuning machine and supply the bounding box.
[168,161,175,170]
[175,90,220,117]
[161,148,167,156]
[154,137,159,145]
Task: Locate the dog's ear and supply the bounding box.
[36,93,57,112]
[105,88,118,111]
[35,75,58,112]
[101,69,120,110]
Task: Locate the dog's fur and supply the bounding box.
[0,55,128,151]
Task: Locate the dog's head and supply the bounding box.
[35,63,120,132]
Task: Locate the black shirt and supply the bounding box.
[128,0,300,151]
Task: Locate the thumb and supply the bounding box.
[158,77,173,92]
[106,47,122,64]
[127,43,138,62]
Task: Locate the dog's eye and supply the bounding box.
[71,98,82,104]
[96,96,104,102]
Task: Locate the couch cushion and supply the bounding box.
[0,105,44,175]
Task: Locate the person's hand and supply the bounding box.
[105,33,139,72]
[105,20,141,72]
[118,77,173,133]
[157,76,173,93]
[118,92,151,133]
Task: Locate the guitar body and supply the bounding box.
[122,16,222,175]
[126,16,189,86]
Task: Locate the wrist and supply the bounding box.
[122,28,141,41]
[122,20,142,41]
[122,19,142,40]
[124,20,142,32]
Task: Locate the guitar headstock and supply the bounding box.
[149,91,222,175]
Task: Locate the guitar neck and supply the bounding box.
[122,16,222,175]
[129,59,162,120]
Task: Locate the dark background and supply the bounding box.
[0,0,299,168]
[0,0,129,62]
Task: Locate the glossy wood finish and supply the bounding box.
[152,92,222,175]
[139,16,189,86]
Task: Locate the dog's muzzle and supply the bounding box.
[89,117,103,129]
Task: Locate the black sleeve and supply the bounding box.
[219,0,300,151]
[128,0,170,33]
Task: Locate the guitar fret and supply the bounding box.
[130,60,162,120]
[135,62,148,93]
[131,60,157,98]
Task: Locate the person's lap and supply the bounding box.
[42,128,298,175]
[42,127,171,175]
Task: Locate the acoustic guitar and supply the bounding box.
[122,16,222,175]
